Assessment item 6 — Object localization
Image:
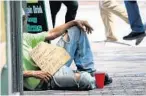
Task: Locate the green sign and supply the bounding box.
[26,1,48,33]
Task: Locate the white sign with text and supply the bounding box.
[29,42,70,75]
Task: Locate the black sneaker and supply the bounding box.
[135,36,145,45]
[104,73,113,85]
[123,32,145,40]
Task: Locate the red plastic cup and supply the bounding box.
[94,72,105,88]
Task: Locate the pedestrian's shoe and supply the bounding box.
[123,32,145,40]
[135,36,145,45]
[104,73,113,85]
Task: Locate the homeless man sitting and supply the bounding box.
[23,14,112,91]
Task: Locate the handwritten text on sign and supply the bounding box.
[29,42,71,75]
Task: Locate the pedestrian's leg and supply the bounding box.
[123,1,145,42]
[124,1,144,32]
[99,0,117,41]
[101,0,128,23]
[49,1,62,27]
[62,1,78,23]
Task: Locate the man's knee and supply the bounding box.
[69,26,80,31]
[66,26,81,42]
[68,26,81,35]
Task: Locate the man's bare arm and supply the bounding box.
[45,20,76,40]
[45,20,93,41]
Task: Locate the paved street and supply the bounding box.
[24,1,146,95]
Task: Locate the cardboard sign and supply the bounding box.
[26,1,48,33]
[29,42,71,75]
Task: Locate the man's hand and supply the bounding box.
[32,71,52,83]
[75,20,93,34]
[24,71,52,83]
